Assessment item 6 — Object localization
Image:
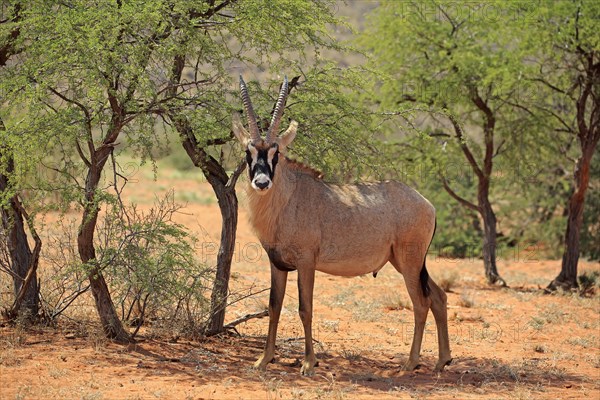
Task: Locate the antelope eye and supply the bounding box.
[245,149,252,165]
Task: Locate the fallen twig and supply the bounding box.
[224,310,268,329]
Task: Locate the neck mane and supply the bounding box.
[245,157,323,243]
[282,156,324,180]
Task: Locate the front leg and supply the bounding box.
[254,263,288,371]
[297,266,317,376]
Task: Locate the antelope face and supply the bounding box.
[246,142,280,193]
[232,75,299,194]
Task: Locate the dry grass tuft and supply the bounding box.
[340,348,362,363]
[533,344,547,353]
[381,294,412,311]
[437,271,460,292]
[458,291,476,308]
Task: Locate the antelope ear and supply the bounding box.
[275,120,298,151]
[232,112,250,146]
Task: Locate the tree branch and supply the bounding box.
[440,175,481,213]
[576,56,592,143]
[206,137,232,147]
[194,0,235,19]
[47,86,93,137]
[505,100,536,118]
[533,103,575,134]
[226,160,246,191]
[446,112,485,181]
[0,3,21,67]
[529,73,569,96]
[75,138,91,167]
[469,86,495,177]
[493,139,506,158]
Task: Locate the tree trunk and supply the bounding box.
[203,176,238,336]
[177,128,243,336]
[478,179,506,286]
[77,167,130,342]
[446,107,506,286]
[1,194,40,318]
[167,53,242,335]
[0,156,39,319]
[480,202,503,285]
[549,147,596,291]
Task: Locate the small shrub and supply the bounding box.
[39,193,213,339]
[539,303,567,324]
[97,192,212,338]
[578,271,600,297]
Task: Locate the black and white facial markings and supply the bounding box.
[246,143,279,192]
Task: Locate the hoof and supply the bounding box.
[253,355,273,371]
[434,358,453,372]
[402,359,421,371]
[253,361,267,371]
[300,359,318,376]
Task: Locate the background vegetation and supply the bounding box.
[0,0,598,339]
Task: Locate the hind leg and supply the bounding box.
[428,279,452,371]
[390,253,431,371]
[403,272,431,371]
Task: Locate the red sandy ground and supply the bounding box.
[1,170,599,400]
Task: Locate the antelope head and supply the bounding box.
[233,76,299,194]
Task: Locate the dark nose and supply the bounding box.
[255,181,269,190]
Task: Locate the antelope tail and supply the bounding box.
[420,219,437,297]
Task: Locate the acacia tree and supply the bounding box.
[361,0,541,285]
[520,2,600,290]
[6,0,195,341]
[0,2,41,320]
[5,0,378,338]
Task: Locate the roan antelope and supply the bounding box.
[233,76,452,376]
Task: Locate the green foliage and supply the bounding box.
[360,0,537,257]
[519,1,600,74]
[361,1,528,110]
[431,190,483,258]
[516,1,600,261]
[359,0,599,261]
[2,0,380,204]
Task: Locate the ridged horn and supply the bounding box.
[239,75,261,143]
[265,76,289,144]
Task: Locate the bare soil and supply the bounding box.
[1,168,599,400]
